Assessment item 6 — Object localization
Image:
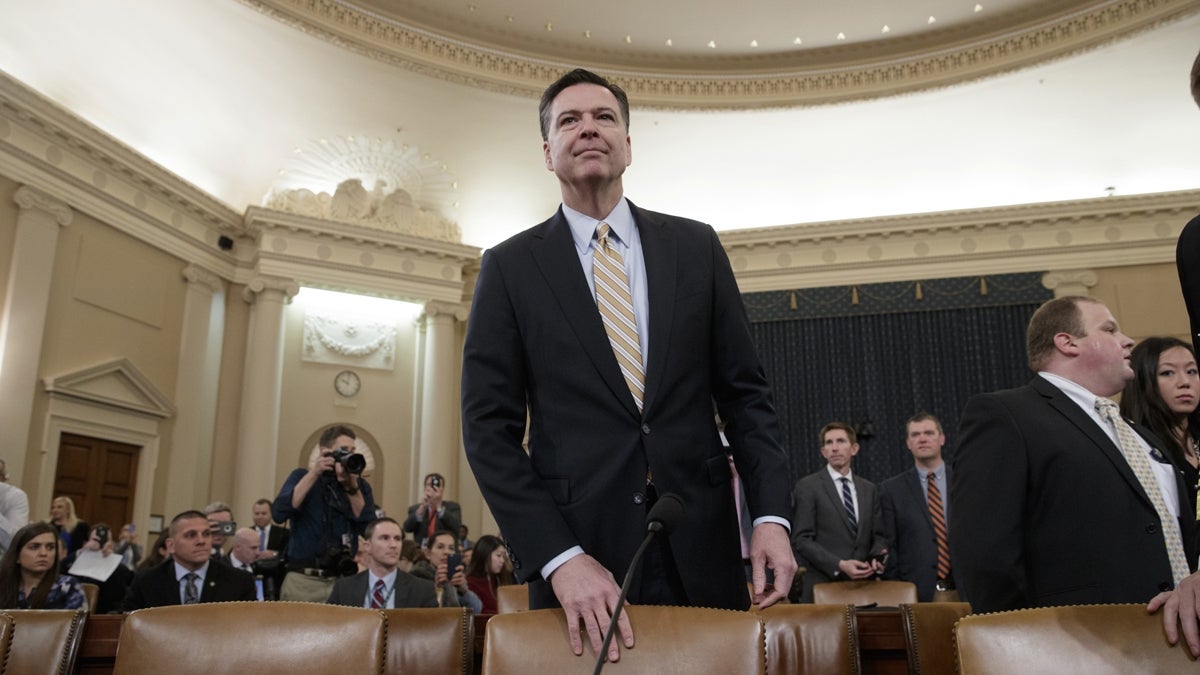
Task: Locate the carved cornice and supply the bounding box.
[182,264,225,295]
[241,0,1200,109]
[1042,269,1100,294]
[13,185,73,225]
[242,275,301,304]
[420,300,469,323]
[719,189,1200,292]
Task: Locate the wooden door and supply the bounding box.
[53,433,139,529]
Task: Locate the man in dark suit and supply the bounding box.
[328,518,437,609]
[952,296,1197,615]
[122,510,257,611]
[251,498,289,557]
[402,473,462,547]
[1156,48,1200,657]
[461,68,795,662]
[792,422,888,602]
[880,413,960,602]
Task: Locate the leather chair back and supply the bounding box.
[80,582,100,612]
[382,607,473,675]
[812,580,918,606]
[760,603,859,675]
[2,608,87,675]
[483,605,765,674]
[495,584,528,614]
[114,602,385,674]
[955,603,1195,674]
[900,601,970,675]
[0,614,13,672]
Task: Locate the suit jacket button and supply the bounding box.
[1146,524,1158,534]
[633,492,645,505]
[641,424,651,435]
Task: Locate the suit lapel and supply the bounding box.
[853,476,872,545]
[821,473,856,536]
[1034,376,1156,509]
[530,210,639,418]
[904,469,935,533]
[631,202,676,414]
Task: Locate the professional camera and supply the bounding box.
[212,520,237,537]
[316,543,358,577]
[330,445,366,474]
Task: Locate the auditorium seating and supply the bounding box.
[2,608,87,675]
[81,582,100,612]
[760,603,860,675]
[900,601,971,675]
[812,579,918,606]
[0,614,12,671]
[482,605,765,674]
[383,607,473,675]
[495,584,528,614]
[113,602,385,674]
[955,603,1194,674]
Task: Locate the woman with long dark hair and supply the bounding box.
[0,521,86,609]
[465,534,515,614]
[1120,336,1200,513]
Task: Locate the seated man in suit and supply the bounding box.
[123,510,257,611]
[792,422,888,602]
[251,497,288,559]
[403,473,462,547]
[953,296,1196,616]
[880,413,960,602]
[328,517,437,608]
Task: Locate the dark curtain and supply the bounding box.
[745,275,1049,486]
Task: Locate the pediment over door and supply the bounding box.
[42,359,175,419]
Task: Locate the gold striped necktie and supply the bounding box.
[926,475,951,580]
[593,222,645,411]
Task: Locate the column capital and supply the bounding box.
[419,300,469,323]
[14,185,73,226]
[1041,269,1098,297]
[183,264,224,295]
[242,276,300,304]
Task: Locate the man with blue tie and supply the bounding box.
[792,422,888,603]
[326,518,437,609]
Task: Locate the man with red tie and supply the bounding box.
[402,473,462,547]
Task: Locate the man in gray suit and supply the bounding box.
[792,422,888,602]
[327,518,437,609]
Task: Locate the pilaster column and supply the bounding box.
[233,276,299,515]
[164,265,225,518]
[0,186,72,483]
[415,301,467,492]
[1042,269,1098,298]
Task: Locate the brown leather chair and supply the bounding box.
[382,607,473,675]
[80,582,100,612]
[495,584,528,614]
[760,603,860,675]
[0,614,13,671]
[2,608,88,675]
[812,579,918,606]
[482,605,764,674]
[114,602,385,674]
[955,603,1196,674]
[900,601,971,675]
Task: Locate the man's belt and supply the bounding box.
[935,578,956,591]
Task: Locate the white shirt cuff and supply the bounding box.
[541,546,584,580]
[753,515,790,532]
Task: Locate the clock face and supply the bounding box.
[334,370,361,397]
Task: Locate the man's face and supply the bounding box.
[230,530,258,565]
[542,83,631,190]
[207,510,232,548]
[168,517,213,570]
[906,420,945,463]
[365,522,403,571]
[252,503,271,529]
[821,429,859,473]
[425,533,456,567]
[1070,301,1135,396]
[424,476,444,504]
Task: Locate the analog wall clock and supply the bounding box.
[334,369,361,397]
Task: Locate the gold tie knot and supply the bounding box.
[597,222,612,247]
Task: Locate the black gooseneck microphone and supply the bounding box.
[593,492,686,675]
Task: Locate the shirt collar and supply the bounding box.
[564,198,633,255]
[368,569,398,588]
[174,560,210,581]
[826,464,853,482]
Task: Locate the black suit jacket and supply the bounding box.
[880,466,961,602]
[791,469,887,602]
[951,375,1198,613]
[461,201,790,611]
[261,525,289,555]
[326,570,438,608]
[1177,213,1200,357]
[122,559,257,611]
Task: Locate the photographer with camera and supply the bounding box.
[272,424,376,602]
[403,473,462,547]
[202,502,235,565]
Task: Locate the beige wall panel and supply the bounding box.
[208,284,250,514]
[0,177,18,308]
[1089,262,1189,342]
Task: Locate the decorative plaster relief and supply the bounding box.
[302,309,398,370]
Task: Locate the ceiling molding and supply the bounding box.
[720,189,1200,292]
[240,0,1200,109]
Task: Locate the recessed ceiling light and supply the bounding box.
[881,25,890,34]
[467,4,476,12]
[506,15,513,22]
[975,4,983,11]
[750,39,758,47]
[793,37,803,45]
[625,35,632,44]
[665,38,673,46]
[545,23,552,32]
[708,40,717,48]
[583,29,591,38]
[837,32,846,40]
[928,16,937,24]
